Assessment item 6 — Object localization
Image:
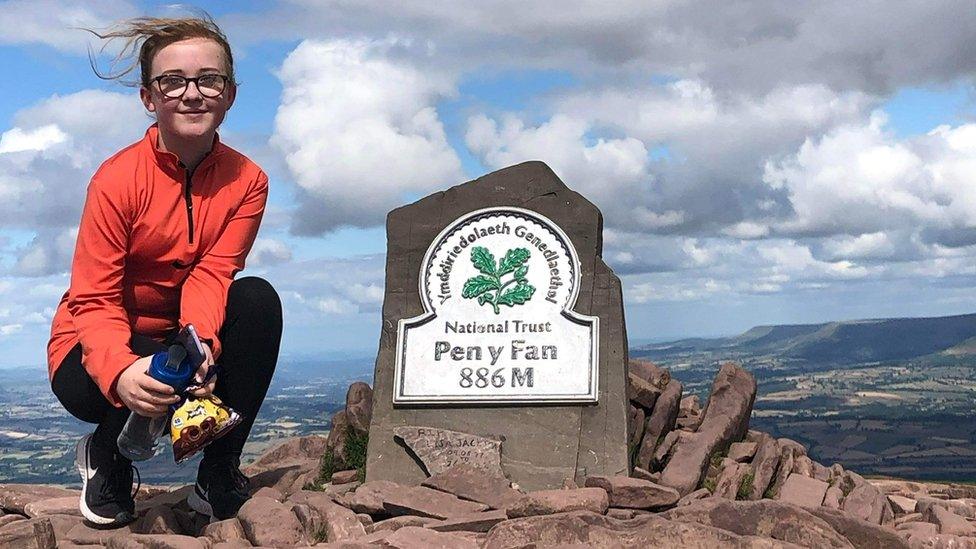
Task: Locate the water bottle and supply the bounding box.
[117,344,195,461]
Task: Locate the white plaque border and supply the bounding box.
[393,206,600,405]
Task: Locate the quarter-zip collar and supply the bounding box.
[143,123,225,179]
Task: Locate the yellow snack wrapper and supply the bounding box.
[170,395,242,463]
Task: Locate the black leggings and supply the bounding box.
[51,276,282,463]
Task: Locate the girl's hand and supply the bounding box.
[116,356,181,417]
[188,342,217,398]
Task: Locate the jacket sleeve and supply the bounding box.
[179,171,268,360]
[66,175,140,407]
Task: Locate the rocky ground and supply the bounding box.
[2,364,976,548]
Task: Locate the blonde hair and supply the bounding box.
[85,12,236,88]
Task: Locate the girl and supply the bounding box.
[47,15,282,527]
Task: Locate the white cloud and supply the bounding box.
[11,228,78,277]
[247,238,293,268]
[271,38,463,233]
[466,80,874,236]
[0,323,23,336]
[766,114,976,244]
[0,125,67,154]
[0,90,145,230]
[0,0,136,54]
[466,113,655,225]
[230,2,976,95]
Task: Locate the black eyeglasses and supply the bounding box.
[150,74,230,99]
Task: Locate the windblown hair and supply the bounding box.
[85,12,235,88]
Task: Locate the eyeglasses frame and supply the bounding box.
[149,74,231,99]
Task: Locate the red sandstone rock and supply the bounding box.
[236,496,304,546]
[662,498,852,548]
[896,520,937,539]
[244,434,329,474]
[22,497,81,518]
[137,505,181,535]
[332,469,359,485]
[809,506,910,549]
[484,510,798,548]
[383,486,489,519]
[728,441,758,463]
[584,475,680,510]
[369,515,437,533]
[201,518,246,544]
[777,474,829,508]
[823,485,843,509]
[0,517,56,549]
[628,373,661,410]
[425,509,508,533]
[421,463,523,510]
[676,488,712,506]
[679,395,701,417]
[714,461,749,500]
[777,438,806,457]
[842,481,893,525]
[767,445,795,499]
[659,363,757,496]
[635,379,683,470]
[630,359,671,389]
[250,486,283,501]
[631,467,657,482]
[748,434,780,500]
[506,487,610,518]
[0,485,79,515]
[337,480,402,515]
[0,514,26,529]
[345,382,373,436]
[104,534,206,548]
[792,455,815,478]
[381,525,479,548]
[628,404,646,446]
[317,498,367,541]
[888,495,918,515]
[925,505,976,536]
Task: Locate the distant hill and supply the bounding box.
[634,312,976,363]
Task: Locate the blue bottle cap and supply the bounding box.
[148,349,195,393]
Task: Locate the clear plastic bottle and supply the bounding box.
[117,413,169,461]
[117,345,192,461]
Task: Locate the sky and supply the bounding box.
[0,0,975,369]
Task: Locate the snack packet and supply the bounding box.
[171,395,242,463]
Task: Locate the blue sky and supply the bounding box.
[0,1,975,369]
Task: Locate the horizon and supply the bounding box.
[2,2,976,368]
[5,307,976,371]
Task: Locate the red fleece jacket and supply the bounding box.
[47,124,268,406]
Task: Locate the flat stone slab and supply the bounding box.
[506,487,609,518]
[383,486,489,519]
[727,442,758,463]
[23,496,81,518]
[584,475,679,510]
[778,473,829,508]
[425,510,508,533]
[0,485,79,514]
[394,426,503,476]
[421,463,523,510]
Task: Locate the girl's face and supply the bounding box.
[139,37,235,143]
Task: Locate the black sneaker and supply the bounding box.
[75,433,138,527]
[187,457,251,520]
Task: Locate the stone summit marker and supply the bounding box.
[395,206,599,404]
[365,161,629,490]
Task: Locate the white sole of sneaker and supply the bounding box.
[187,484,215,519]
[75,433,117,525]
